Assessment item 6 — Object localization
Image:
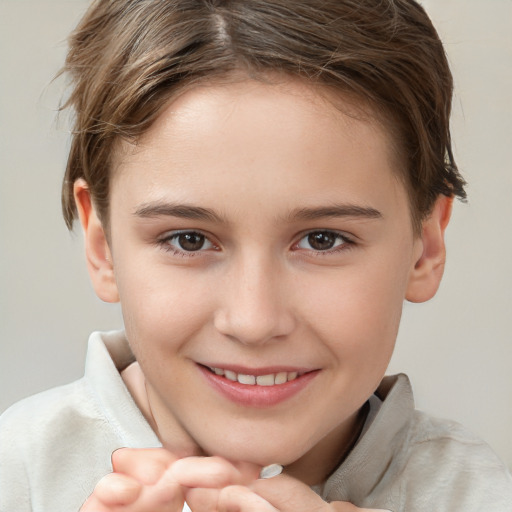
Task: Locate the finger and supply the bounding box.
[251,474,373,512]
[170,456,261,488]
[253,475,392,512]
[92,472,143,506]
[217,485,279,512]
[112,448,178,485]
[80,494,114,512]
[134,475,184,512]
[150,465,186,505]
[251,473,328,511]
[330,503,392,512]
[184,487,220,512]
[253,475,391,512]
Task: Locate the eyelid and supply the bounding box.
[159,228,217,242]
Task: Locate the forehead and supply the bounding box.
[137,77,387,152]
[111,78,408,223]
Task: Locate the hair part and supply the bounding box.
[61,0,466,234]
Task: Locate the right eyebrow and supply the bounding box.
[133,202,225,223]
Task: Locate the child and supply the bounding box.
[1,0,511,511]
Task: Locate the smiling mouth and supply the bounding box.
[199,364,319,407]
[204,366,304,386]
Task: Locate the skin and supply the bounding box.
[75,77,452,510]
[81,448,392,511]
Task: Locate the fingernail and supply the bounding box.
[259,463,283,479]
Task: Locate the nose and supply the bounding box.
[213,254,296,345]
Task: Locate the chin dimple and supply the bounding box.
[209,367,300,386]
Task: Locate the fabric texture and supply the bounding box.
[1,331,511,512]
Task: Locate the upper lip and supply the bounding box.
[197,363,316,376]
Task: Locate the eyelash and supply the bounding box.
[157,229,355,257]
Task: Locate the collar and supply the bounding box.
[84,330,161,448]
[321,374,415,503]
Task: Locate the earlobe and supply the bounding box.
[405,195,453,303]
[74,179,120,303]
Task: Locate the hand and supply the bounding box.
[79,448,261,512]
[172,456,390,512]
[250,473,392,512]
[80,448,183,512]
[81,448,391,512]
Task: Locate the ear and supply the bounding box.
[405,195,453,303]
[74,179,120,303]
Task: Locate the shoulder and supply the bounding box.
[364,374,512,510]
[398,410,512,510]
[407,410,507,471]
[0,330,143,512]
[0,379,116,511]
[0,377,119,477]
[0,330,129,445]
[0,378,101,448]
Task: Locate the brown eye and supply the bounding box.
[165,231,214,252]
[297,231,348,252]
[308,232,336,250]
[178,233,205,251]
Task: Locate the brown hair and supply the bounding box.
[61,0,466,232]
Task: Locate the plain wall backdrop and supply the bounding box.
[1,0,511,469]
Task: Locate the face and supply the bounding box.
[103,78,426,478]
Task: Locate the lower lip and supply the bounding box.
[198,366,319,407]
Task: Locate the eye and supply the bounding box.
[296,231,350,252]
[162,231,215,253]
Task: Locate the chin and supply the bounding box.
[204,437,305,467]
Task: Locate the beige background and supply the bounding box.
[1,0,511,469]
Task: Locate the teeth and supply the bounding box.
[238,374,256,385]
[209,367,301,386]
[225,370,237,382]
[274,372,288,385]
[256,374,275,386]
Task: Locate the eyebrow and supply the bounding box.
[287,205,382,222]
[133,202,225,223]
[133,201,382,223]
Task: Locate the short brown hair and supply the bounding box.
[61,0,466,232]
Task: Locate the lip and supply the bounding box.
[198,364,320,407]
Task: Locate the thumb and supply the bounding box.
[251,473,329,511]
[251,473,391,512]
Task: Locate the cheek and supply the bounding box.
[113,256,215,353]
[300,261,409,363]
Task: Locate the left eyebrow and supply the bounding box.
[286,204,383,222]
